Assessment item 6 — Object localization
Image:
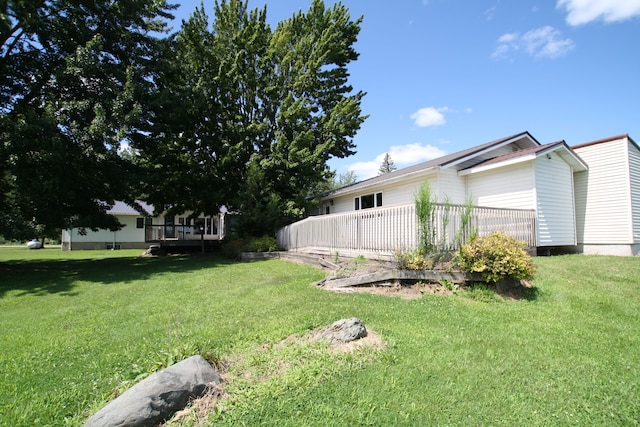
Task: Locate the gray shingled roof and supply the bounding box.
[325,131,536,197]
[107,201,154,216]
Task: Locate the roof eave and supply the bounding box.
[443,131,538,168]
[458,142,588,176]
[457,154,536,176]
[323,167,437,199]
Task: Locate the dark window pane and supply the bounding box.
[376,192,383,207]
[361,194,375,209]
[355,198,360,210]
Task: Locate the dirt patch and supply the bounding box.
[327,281,455,299]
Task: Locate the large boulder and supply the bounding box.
[315,318,368,345]
[85,355,222,427]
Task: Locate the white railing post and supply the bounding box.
[276,203,536,256]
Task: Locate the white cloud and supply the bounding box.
[410,107,449,127]
[347,161,382,181]
[347,143,447,180]
[492,26,575,60]
[557,0,640,26]
[484,4,498,21]
[388,143,447,165]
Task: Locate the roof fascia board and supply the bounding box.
[458,143,588,177]
[323,167,437,199]
[442,132,537,169]
[573,133,640,154]
[549,143,588,171]
[457,154,536,176]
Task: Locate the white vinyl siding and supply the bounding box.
[330,196,357,214]
[437,167,467,203]
[573,170,588,244]
[534,153,576,246]
[467,162,535,210]
[629,142,640,243]
[65,215,145,244]
[328,173,439,214]
[574,139,633,244]
[378,175,430,207]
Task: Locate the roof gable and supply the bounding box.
[325,131,539,197]
[459,141,588,175]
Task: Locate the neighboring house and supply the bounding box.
[61,201,227,250]
[314,131,587,249]
[572,134,640,256]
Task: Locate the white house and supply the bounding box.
[572,134,640,256]
[62,201,226,250]
[314,131,587,250]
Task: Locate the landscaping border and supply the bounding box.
[239,251,488,289]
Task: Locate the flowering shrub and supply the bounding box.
[455,232,535,283]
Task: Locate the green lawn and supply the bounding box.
[0,247,639,426]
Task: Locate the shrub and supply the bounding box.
[243,235,281,252]
[414,180,437,253]
[394,249,435,270]
[221,239,245,259]
[455,232,535,283]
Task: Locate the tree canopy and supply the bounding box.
[0,0,176,241]
[134,0,367,236]
[1,0,366,241]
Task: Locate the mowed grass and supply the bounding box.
[0,247,639,426]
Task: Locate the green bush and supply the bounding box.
[394,249,435,270]
[221,239,245,258]
[455,232,535,283]
[243,235,281,252]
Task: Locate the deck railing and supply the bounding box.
[145,225,220,242]
[276,203,536,256]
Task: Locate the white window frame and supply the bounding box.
[354,192,383,210]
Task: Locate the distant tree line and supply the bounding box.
[0,0,367,241]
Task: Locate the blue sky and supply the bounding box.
[171,0,640,180]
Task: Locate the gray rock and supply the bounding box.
[85,355,222,427]
[315,318,367,344]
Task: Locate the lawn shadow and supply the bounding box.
[0,254,232,298]
[497,282,540,301]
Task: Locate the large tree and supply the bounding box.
[135,0,367,236]
[0,0,175,241]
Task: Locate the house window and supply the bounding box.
[325,206,330,215]
[206,217,216,235]
[194,218,205,234]
[361,194,375,209]
[354,192,383,210]
[136,218,144,228]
